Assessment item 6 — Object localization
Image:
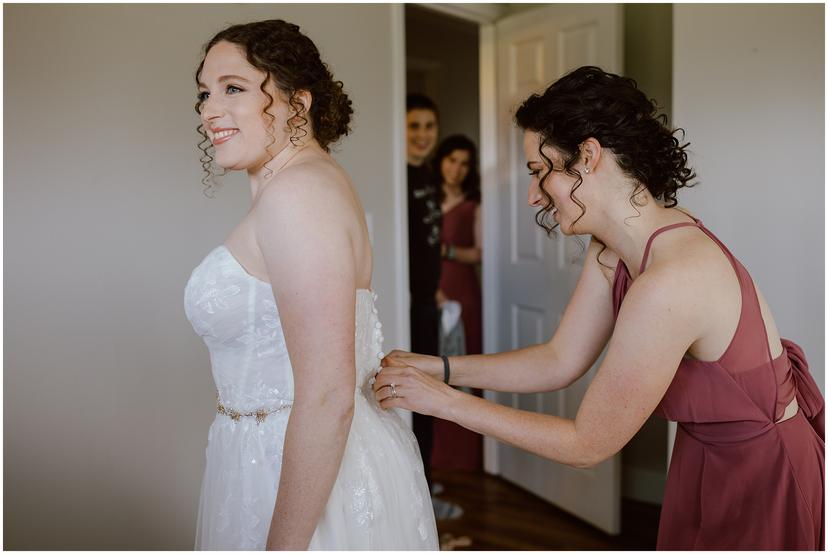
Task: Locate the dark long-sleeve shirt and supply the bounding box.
[407,163,442,302]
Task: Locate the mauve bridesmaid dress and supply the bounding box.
[613,218,824,550]
[432,199,483,471]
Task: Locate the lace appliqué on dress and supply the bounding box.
[186,247,438,549]
[347,434,385,528]
[238,298,285,358]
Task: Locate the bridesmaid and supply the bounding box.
[434,135,483,356]
[432,135,484,472]
[376,66,824,550]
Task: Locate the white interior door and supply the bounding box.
[484,4,624,535]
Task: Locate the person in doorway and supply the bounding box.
[377,66,824,550]
[431,134,484,471]
[186,20,437,549]
[434,134,483,356]
[405,93,442,491]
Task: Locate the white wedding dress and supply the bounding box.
[185,245,438,550]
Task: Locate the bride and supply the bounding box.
[184,19,438,550]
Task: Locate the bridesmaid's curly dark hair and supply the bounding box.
[515,66,696,236]
[194,19,353,196]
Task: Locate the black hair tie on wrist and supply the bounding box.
[441,355,450,384]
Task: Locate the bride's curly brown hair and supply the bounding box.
[194,19,353,196]
[515,66,696,237]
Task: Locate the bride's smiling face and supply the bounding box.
[197,41,293,173]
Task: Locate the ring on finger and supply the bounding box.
[390,383,398,399]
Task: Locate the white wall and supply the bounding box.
[4,4,403,549]
[674,4,824,392]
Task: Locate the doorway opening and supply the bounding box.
[405,3,485,479]
[403,2,671,546]
[406,5,480,148]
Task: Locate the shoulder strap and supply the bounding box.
[638,221,700,275]
[696,224,777,371]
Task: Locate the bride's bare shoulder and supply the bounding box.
[256,156,352,209]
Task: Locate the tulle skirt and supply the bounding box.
[195,389,438,550]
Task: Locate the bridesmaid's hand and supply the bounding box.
[373,364,459,418]
[435,288,448,309]
[381,349,443,380]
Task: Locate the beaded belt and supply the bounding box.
[216,393,292,423]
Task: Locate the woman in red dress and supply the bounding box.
[376,66,823,549]
[430,135,484,471]
[434,135,483,356]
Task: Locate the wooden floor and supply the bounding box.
[432,469,661,550]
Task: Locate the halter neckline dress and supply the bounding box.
[612,218,824,550]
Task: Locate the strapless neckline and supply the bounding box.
[186,244,438,550]
[217,245,373,295]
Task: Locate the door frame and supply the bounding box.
[390,4,411,426]
[407,3,502,472]
[478,22,500,475]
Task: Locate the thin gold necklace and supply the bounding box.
[253,145,309,204]
[268,144,307,177]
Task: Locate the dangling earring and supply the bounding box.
[584,166,590,174]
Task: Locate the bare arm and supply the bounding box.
[377,264,700,467]
[385,238,615,393]
[446,204,483,264]
[435,288,448,308]
[255,167,358,550]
